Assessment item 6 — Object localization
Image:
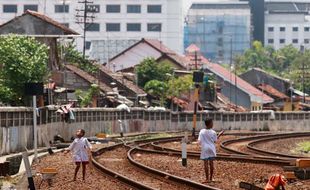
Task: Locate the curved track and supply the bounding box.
[89,132,310,189]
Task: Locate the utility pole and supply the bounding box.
[300,44,306,103]
[229,36,233,106]
[191,51,201,70]
[76,0,96,58]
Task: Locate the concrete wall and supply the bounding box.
[1,107,310,155]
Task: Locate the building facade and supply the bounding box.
[264,0,310,50]
[0,0,186,63]
[184,1,251,64]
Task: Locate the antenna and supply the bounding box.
[75,0,97,58]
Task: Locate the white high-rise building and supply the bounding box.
[0,0,187,63]
[264,0,310,49]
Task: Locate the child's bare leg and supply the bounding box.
[204,160,209,181]
[82,163,87,180]
[209,160,214,181]
[74,162,81,180]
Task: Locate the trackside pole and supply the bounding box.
[22,152,36,190]
[33,95,38,160]
[182,137,187,167]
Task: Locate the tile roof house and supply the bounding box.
[240,68,291,94]
[107,38,189,72]
[0,10,80,70]
[185,44,274,110]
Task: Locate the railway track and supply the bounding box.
[92,137,219,190]
[90,132,310,189]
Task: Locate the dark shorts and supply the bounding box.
[201,157,215,161]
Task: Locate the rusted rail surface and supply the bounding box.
[91,132,309,189]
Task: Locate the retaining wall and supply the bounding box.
[1,107,310,155]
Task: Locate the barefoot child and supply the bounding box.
[64,129,92,181]
[198,118,224,183]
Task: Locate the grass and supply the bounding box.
[296,141,310,153]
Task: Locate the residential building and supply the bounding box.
[107,38,189,72]
[0,0,186,62]
[184,1,251,64]
[185,45,274,110]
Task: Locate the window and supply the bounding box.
[293,27,298,32]
[61,23,69,28]
[280,39,285,44]
[55,5,69,13]
[127,5,141,13]
[268,39,274,44]
[280,27,285,32]
[127,23,141,31]
[268,27,274,32]
[106,23,120,31]
[305,27,310,32]
[304,39,310,44]
[217,38,223,46]
[85,41,91,50]
[86,23,100,31]
[24,4,38,12]
[292,39,298,43]
[147,23,161,31]
[3,4,17,13]
[87,5,100,13]
[106,5,120,13]
[147,5,161,13]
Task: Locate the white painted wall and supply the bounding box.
[0,0,186,57]
[265,13,310,49]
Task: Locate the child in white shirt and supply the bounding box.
[65,129,92,181]
[198,118,224,183]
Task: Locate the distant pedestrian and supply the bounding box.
[64,129,92,181]
[198,118,224,183]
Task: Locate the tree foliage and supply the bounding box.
[75,84,100,107]
[167,75,193,97]
[144,80,168,106]
[135,57,173,87]
[59,41,98,74]
[237,41,309,93]
[0,35,49,105]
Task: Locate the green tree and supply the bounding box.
[273,45,299,74]
[135,57,173,87]
[167,75,193,97]
[75,84,100,107]
[0,35,49,105]
[289,50,310,94]
[144,80,168,106]
[241,41,272,70]
[59,41,98,74]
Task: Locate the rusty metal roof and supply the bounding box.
[65,64,113,93]
[257,84,289,100]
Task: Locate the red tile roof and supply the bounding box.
[185,44,200,53]
[144,39,188,69]
[257,84,289,100]
[206,62,274,103]
[185,44,273,103]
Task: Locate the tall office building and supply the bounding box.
[264,0,310,49]
[184,1,251,64]
[0,0,187,64]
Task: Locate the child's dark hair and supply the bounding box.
[204,118,213,127]
[79,129,85,136]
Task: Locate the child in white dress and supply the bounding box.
[65,129,92,181]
